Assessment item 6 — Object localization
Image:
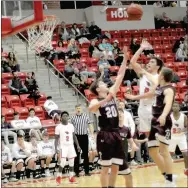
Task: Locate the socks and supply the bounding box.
[41,167,45,174]
[166,174,173,182]
[130,157,134,161]
[26,168,31,178]
[16,171,21,180]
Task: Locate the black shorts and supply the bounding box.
[50,110,61,118]
[119,159,131,175]
[148,115,172,148]
[97,131,124,166]
[3,164,12,169]
[14,157,35,166]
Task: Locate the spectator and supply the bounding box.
[9,72,28,95]
[64,59,75,80]
[142,38,155,56]
[113,40,121,55]
[88,40,101,57]
[103,47,116,66]
[182,10,188,34]
[123,61,138,86]
[43,96,62,119]
[7,52,20,72]
[154,14,164,29]
[71,104,93,177]
[2,115,17,145]
[55,41,69,60]
[184,35,188,56]
[10,112,28,129]
[72,68,87,95]
[71,23,81,39]
[133,117,149,164]
[89,21,102,39]
[80,21,93,40]
[98,38,113,51]
[176,44,188,62]
[1,57,12,73]
[26,108,42,141]
[68,38,81,59]
[12,130,33,180]
[97,53,111,70]
[130,38,140,55]
[58,21,71,41]
[2,141,18,183]
[181,93,188,112]
[113,40,124,66]
[38,130,55,177]
[153,1,162,7]
[172,37,184,53]
[97,65,114,87]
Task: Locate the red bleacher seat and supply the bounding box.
[177,81,188,93]
[53,59,65,66]
[41,119,55,136]
[179,93,186,103]
[51,41,57,48]
[163,45,172,53]
[164,62,175,71]
[20,94,35,107]
[131,30,141,38]
[80,57,88,64]
[16,72,27,81]
[170,31,177,37]
[120,86,131,95]
[80,48,89,58]
[152,37,162,45]
[154,45,163,54]
[119,38,131,47]
[2,96,8,108]
[132,86,139,95]
[164,54,174,63]
[2,84,10,95]
[2,52,8,58]
[90,57,99,66]
[5,95,21,108]
[84,89,96,101]
[162,37,170,45]
[2,73,13,84]
[110,30,120,38]
[176,71,187,81]
[142,31,150,38]
[174,94,181,103]
[37,93,47,106]
[151,31,160,37]
[87,66,98,73]
[34,106,45,120]
[2,108,14,122]
[86,78,95,85]
[13,107,29,119]
[161,30,169,37]
[174,62,187,71]
[81,42,90,48]
[120,30,131,38]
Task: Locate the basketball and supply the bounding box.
[127,4,143,20]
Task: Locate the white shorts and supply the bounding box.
[89,137,97,151]
[60,145,77,159]
[138,105,152,133]
[169,134,187,153]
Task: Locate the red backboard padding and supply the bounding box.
[2,17,12,34]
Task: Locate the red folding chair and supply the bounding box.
[20,94,35,108]
[2,96,8,108]
[16,72,27,81]
[13,107,29,120]
[2,73,13,84]
[2,84,10,95]
[34,106,45,120]
[2,108,14,122]
[177,81,188,93]
[37,93,47,106]
[84,89,97,101]
[176,71,187,81]
[5,95,21,108]
[41,119,56,136]
[174,62,187,71]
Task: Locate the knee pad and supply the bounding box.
[68,158,75,167]
[60,158,67,168]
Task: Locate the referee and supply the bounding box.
[71,104,93,177]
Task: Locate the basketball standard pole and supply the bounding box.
[18,1,22,18]
[3,1,7,16]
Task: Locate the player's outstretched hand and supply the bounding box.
[140,41,152,50]
[123,46,128,61]
[157,115,166,126]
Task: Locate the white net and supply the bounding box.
[27,16,59,52]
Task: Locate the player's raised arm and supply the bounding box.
[130,41,152,74]
[109,46,128,96]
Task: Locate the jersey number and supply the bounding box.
[144,87,149,93]
[165,129,171,140]
[105,106,117,118]
[66,136,69,142]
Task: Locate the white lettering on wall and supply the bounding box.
[110,9,128,18]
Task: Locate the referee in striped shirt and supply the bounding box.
[71,104,94,177]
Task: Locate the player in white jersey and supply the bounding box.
[38,130,55,177]
[55,111,81,185]
[169,101,188,176]
[1,141,18,183]
[126,41,164,136]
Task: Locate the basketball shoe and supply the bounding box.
[184,169,188,176]
[69,176,78,184]
[56,176,61,185]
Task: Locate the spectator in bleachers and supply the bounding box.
[182,10,188,34]
[153,1,162,7]
[9,72,28,95]
[64,59,75,80]
[181,93,188,112]
[97,65,114,87]
[113,40,121,55]
[184,35,188,56]
[71,23,81,39]
[68,38,81,58]
[58,21,71,41]
[44,96,62,119]
[1,57,12,73]
[133,117,149,164]
[38,130,55,177]
[130,38,140,55]
[25,72,38,95]
[175,43,188,62]
[103,47,116,66]
[7,52,20,72]
[89,21,102,39]
[113,40,124,66]
[97,53,111,70]
[123,61,138,86]
[72,68,87,95]
[80,21,93,40]
[154,14,164,29]
[98,38,113,52]
[28,135,41,179]
[142,38,155,56]
[88,40,101,57]
[172,37,184,53]
[55,41,68,60]
[12,130,33,180]
[26,108,42,141]
[161,12,176,28]
[2,115,17,145]
[2,140,18,183]
[73,58,96,79]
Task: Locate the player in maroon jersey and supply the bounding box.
[143,67,176,187]
[88,47,128,188]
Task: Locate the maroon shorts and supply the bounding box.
[97,131,124,166]
[148,115,172,148]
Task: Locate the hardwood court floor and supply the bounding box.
[3,160,187,187]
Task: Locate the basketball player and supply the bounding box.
[55,111,81,185]
[126,41,163,136]
[142,67,176,186]
[2,140,18,183]
[88,46,128,188]
[169,101,188,176]
[118,108,138,187]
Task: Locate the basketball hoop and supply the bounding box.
[27,15,59,52]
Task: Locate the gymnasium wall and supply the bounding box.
[13,6,187,30]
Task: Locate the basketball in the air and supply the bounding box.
[127,4,143,20]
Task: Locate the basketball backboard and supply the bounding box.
[2,1,43,38]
